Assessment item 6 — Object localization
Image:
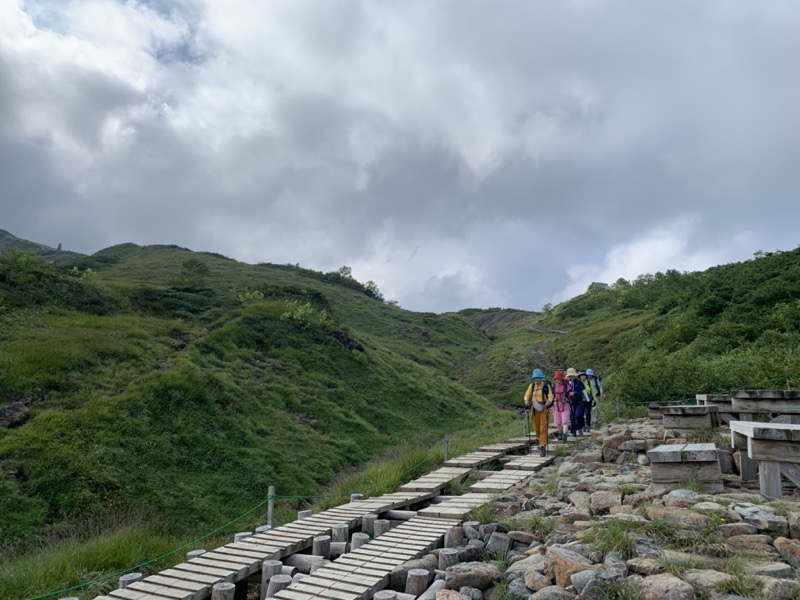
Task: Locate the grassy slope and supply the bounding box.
[0,244,512,553]
[460,248,800,414]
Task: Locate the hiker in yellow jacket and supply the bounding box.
[524,369,553,457]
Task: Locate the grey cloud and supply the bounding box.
[1,0,798,311]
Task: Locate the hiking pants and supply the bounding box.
[531,408,549,447]
[584,401,593,429]
[570,400,585,435]
[552,402,570,427]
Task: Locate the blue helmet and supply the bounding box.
[585,368,595,376]
[531,369,545,379]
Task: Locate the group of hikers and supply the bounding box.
[523,367,604,457]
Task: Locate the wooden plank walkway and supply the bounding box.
[398,467,472,493]
[275,517,460,600]
[416,493,495,519]
[469,469,534,493]
[504,455,553,471]
[99,437,543,600]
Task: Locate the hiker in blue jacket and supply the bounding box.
[566,367,589,437]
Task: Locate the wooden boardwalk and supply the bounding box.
[275,517,460,600]
[98,436,559,600]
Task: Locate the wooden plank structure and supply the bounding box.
[274,517,460,600]
[504,455,554,471]
[731,390,800,419]
[398,467,471,493]
[730,421,800,499]
[96,437,547,600]
[468,469,532,493]
[443,451,501,468]
[647,443,723,493]
[661,405,719,433]
[647,401,685,424]
[417,493,496,519]
[696,394,737,424]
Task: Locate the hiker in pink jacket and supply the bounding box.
[551,370,571,441]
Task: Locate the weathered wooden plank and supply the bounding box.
[732,421,800,441]
[171,562,234,581]
[108,589,153,600]
[126,581,194,600]
[748,438,800,463]
[661,405,719,416]
[160,568,222,586]
[780,463,800,488]
[143,575,209,598]
[732,398,800,414]
[651,462,722,492]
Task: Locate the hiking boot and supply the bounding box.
[539,446,546,457]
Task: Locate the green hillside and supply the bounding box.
[2,231,799,598]
[0,242,512,553]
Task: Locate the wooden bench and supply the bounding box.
[730,421,800,499]
[731,390,800,422]
[647,443,723,493]
[661,405,719,433]
[647,401,685,424]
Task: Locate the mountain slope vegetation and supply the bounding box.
[1,231,799,598]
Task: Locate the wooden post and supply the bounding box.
[330,541,347,556]
[351,532,369,549]
[234,531,252,542]
[265,574,292,599]
[119,573,142,588]
[350,493,364,502]
[281,565,298,578]
[418,580,447,600]
[297,509,312,519]
[438,548,459,570]
[187,549,206,560]
[375,591,398,600]
[383,510,416,520]
[284,554,324,574]
[374,519,390,537]
[405,569,430,596]
[260,560,283,600]
[444,435,449,462]
[760,460,783,499]
[740,452,759,481]
[444,526,464,548]
[313,535,331,559]
[267,485,275,528]
[331,523,349,543]
[211,582,236,600]
[362,514,377,534]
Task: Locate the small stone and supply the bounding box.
[626,557,663,575]
[485,532,511,556]
[545,546,598,588]
[589,491,621,516]
[774,536,800,561]
[523,570,551,591]
[436,591,472,600]
[717,523,757,537]
[444,563,502,591]
[787,512,800,539]
[754,576,800,599]
[458,588,483,600]
[506,578,531,599]
[529,585,577,600]
[644,505,711,529]
[680,569,733,593]
[743,561,794,579]
[507,530,536,545]
[638,573,695,600]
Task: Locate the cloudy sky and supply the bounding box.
[1,1,798,312]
